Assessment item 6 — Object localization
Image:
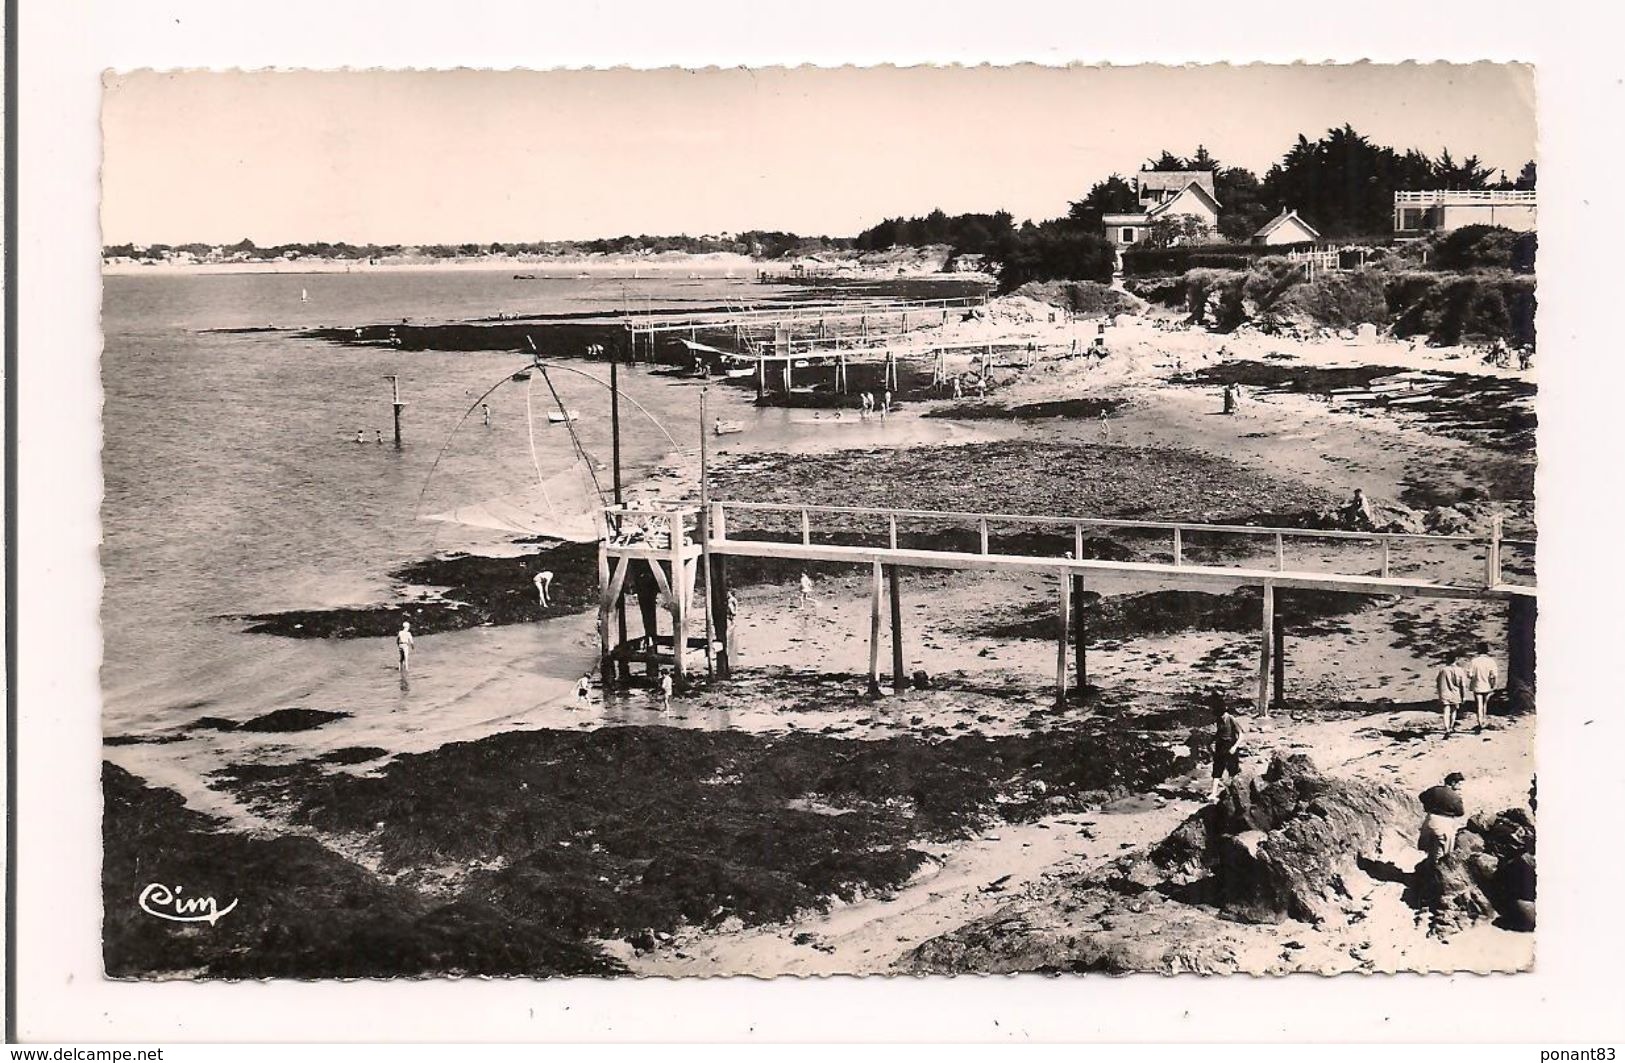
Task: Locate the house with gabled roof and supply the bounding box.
[1252,208,1321,246]
[1102,170,1222,249]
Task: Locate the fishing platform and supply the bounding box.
[598,497,1537,714]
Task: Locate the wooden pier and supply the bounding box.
[598,499,1536,713]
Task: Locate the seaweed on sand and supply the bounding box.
[102,763,615,979]
[204,720,1194,950]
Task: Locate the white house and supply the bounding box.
[1251,209,1321,246]
[1393,189,1536,235]
[1103,170,1222,249]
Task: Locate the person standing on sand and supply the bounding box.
[1466,642,1499,732]
[1222,383,1237,415]
[533,570,554,609]
[576,674,592,704]
[952,376,963,400]
[882,390,892,418]
[1209,700,1244,800]
[481,402,492,427]
[1435,656,1470,735]
[396,621,415,676]
[658,670,673,713]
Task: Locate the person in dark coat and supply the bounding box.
[1418,772,1467,858]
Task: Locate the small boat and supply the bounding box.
[713,420,746,436]
[723,367,756,379]
[547,410,581,424]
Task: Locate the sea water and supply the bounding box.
[100,270,771,742]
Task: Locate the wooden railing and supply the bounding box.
[706,500,1534,591]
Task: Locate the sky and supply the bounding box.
[101,64,1536,246]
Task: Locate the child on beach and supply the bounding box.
[396,621,415,676]
[534,570,554,609]
[658,671,673,714]
[575,674,592,704]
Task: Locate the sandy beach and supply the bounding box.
[102,277,1538,980]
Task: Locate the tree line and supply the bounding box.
[854,125,1537,288]
[105,232,855,262]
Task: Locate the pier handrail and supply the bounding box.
[619,296,988,332]
[709,500,1486,544]
[704,499,1534,591]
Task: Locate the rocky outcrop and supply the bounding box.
[1412,807,1536,933]
[1150,753,1419,925]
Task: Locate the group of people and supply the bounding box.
[857,391,892,420]
[1483,337,1534,371]
[354,428,384,444]
[1435,643,1500,735]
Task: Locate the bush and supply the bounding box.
[1272,271,1389,329]
[1431,225,1537,273]
[1123,242,1317,276]
[1383,270,1535,345]
[994,227,1116,292]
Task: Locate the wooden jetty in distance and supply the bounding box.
[599,497,1536,715]
[618,295,990,365]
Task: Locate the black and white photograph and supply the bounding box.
[95,63,1541,982]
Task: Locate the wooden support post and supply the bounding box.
[979,517,990,555]
[800,509,811,546]
[699,393,716,677]
[1072,573,1087,693]
[1074,523,1085,560]
[887,564,906,692]
[868,560,883,696]
[783,354,792,394]
[669,519,688,678]
[1173,527,1183,566]
[712,502,732,674]
[1257,581,1275,715]
[597,539,613,679]
[1275,532,1285,571]
[384,375,406,448]
[1272,593,1286,710]
[636,565,661,682]
[1380,538,1392,579]
[756,355,765,401]
[888,514,898,550]
[1507,594,1537,707]
[1056,572,1071,708]
[1485,515,1504,588]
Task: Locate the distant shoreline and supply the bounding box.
[101,247,971,279]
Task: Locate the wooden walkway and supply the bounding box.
[598,500,1536,714]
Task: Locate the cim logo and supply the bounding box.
[138,883,238,925]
